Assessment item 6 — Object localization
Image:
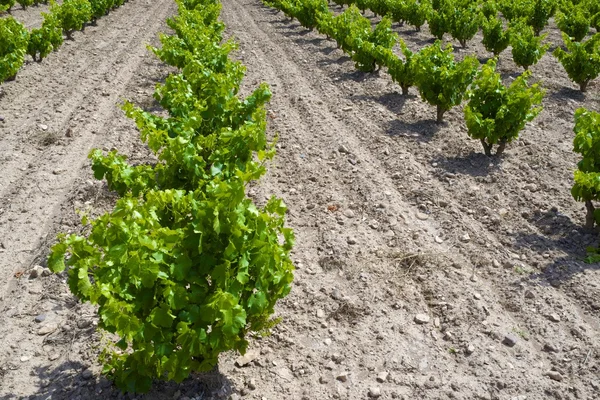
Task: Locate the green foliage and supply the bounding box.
[479,0,498,19]
[527,0,556,35]
[498,0,532,22]
[382,39,416,95]
[428,2,449,40]
[294,0,328,31]
[404,0,430,31]
[370,0,391,16]
[48,0,295,393]
[553,33,600,92]
[329,5,371,52]
[349,16,398,72]
[53,0,93,39]
[413,41,479,123]
[464,59,544,156]
[510,19,549,70]
[27,12,64,62]
[556,7,590,42]
[448,2,481,47]
[16,0,34,10]
[0,16,29,83]
[571,108,600,228]
[481,14,510,55]
[0,0,15,12]
[89,0,112,21]
[388,0,408,25]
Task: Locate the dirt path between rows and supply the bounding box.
[0,0,598,399]
[0,0,178,397]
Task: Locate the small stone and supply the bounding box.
[511,396,527,400]
[465,344,475,355]
[492,259,501,268]
[368,387,382,398]
[82,369,93,380]
[48,353,60,361]
[416,212,429,220]
[524,290,535,299]
[502,334,518,347]
[347,237,357,245]
[39,124,48,131]
[376,371,389,383]
[319,375,329,384]
[316,309,325,319]
[543,343,560,353]
[544,371,563,382]
[34,314,46,323]
[235,349,259,367]
[434,236,444,244]
[38,323,58,336]
[548,314,561,323]
[414,314,430,324]
[433,317,440,328]
[369,220,379,229]
[324,338,332,346]
[336,372,348,382]
[338,145,350,153]
[28,265,44,279]
[20,356,31,362]
[342,106,353,112]
[460,233,471,242]
[343,209,355,218]
[247,378,257,390]
[473,293,481,300]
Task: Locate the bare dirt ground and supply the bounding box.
[1,0,599,399]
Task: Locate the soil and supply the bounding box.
[1,1,599,399]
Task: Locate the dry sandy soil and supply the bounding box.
[1,0,599,399]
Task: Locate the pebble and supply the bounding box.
[460,233,471,242]
[547,314,561,323]
[235,349,259,367]
[34,314,46,323]
[465,344,475,355]
[544,371,563,382]
[543,343,560,353]
[343,209,355,218]
[369,220,379,229]
[338,145,350,153]
[433,317,440,328]
[434,236,443,244]
[29,265,45,279]
[416,212,429,220]
[247,378,257,390]
[414,314,430,324]
[502,334,518,347]
[342,106,353,112]
[347,237,357,245]
[473,293,481,300]
[368,387,382,398]
[492,259,501,268]
[316,309,325,319]
[319,375,329,384]
[37,323,58,336]
[376,371,389,383]
[82,369,93,380]
[48,353,60,361]
[336,372,348,382]
[524,290,535,299]
[20,356,31,362]
[39,124,48,131]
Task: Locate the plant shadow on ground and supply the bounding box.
[431,150,503,177]
[548,85,586,103]
[514,209,600,285]
[1,361,235,400]
[384,118,442,143]
[354,92,414,114]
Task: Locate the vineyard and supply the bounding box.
[0,0,600,399]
